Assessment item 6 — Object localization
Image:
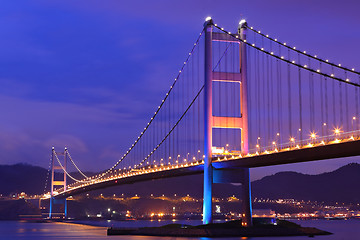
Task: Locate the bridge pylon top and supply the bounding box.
[204,16,213,27]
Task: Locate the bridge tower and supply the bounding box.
[49,147,68,219]
[203,18,252,226]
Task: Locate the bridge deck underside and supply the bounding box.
[55,140,360,199]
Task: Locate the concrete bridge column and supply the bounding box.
[240,168,252,226]
[203,16,213,225]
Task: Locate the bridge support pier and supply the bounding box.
[213,167,252,226]
[49,147,68,219]
[240,168,252,226]
[203,17,214,225]
[202,17,251,225]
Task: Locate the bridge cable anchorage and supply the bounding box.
[213,25,360,88]
[246,26,360,75]
[66,150,89,179]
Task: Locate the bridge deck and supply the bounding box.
[54,139,360,199]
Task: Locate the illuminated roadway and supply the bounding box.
[50,134,360,199]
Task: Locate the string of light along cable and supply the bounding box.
[75,30,206,183]
[53,152,92,183]
[43,156,52,194]
[136,85,205,167]
[66,150,89,179]
[135,35,240,168]
[246,25,360,75]
[213,24,360,87]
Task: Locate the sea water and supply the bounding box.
[0,219,359,240]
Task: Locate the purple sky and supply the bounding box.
[0,0,359,180]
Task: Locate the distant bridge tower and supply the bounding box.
[203,18,252,226]
[49,147,68,219]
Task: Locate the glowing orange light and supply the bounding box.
[333,128,341,135]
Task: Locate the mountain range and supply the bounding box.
[0,162,359,204]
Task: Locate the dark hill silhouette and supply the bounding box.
[0,163,359,204]
[0,163,96,195]
[251,163,360,204]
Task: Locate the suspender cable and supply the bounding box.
[270,42,274,141]
[287,48,292,139]
[325,76,329,136]
[332,67,337,127]
[344,71,349,132]
[320,63,324,138]
[261,36,267,146]
[339,79,343,130]
[267,50,271,146]
[256,48,261,149]
[298,53,303,142]
[356,76,360,129]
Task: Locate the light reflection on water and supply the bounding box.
[0,219,359,240]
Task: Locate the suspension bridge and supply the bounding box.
[43,17,360,226]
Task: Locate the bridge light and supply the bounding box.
[333,128,341,135]
[238,19,247,27]
[290,137,295,142]
[205,16,212,21]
